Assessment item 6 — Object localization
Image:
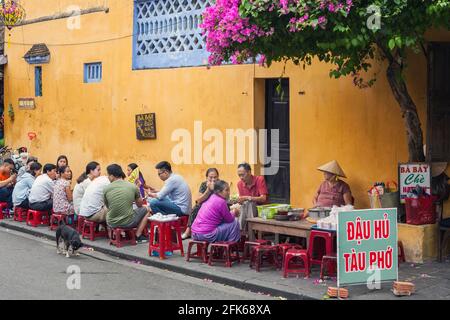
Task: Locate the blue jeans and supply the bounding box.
[0,187,13,209]
[149,197,183,216]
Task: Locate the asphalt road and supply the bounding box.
[0,228,274,300]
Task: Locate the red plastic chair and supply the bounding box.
[186,240,209,263]
[398,241,406,266]
[249,245,279,272]
[320,255,337,280]
[242,240,272,262]
[179,215,189,233]
[208,242,240,267]
[49,213,68,231]
[13,207,28,222]
[26,210,50,227]
[277,243,303,268]
[308,230,335,266]
[283,249,310,278]
[109,227,137,248]
[82,220,108,241]
[0,202,10,220]
[149,220,184,259]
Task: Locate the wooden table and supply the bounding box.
[247,217,314,247]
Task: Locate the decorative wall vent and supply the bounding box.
[132,0,211,69]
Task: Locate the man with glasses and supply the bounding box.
[146,161,192,217]
[236,163,269,232]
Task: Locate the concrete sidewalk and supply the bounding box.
[1,218,450,300]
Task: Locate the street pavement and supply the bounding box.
[0,229,274,300]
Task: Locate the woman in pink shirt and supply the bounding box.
[191,180,241,243]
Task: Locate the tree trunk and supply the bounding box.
[385,56,426,162]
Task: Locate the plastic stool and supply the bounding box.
[109,227,137,248]
[208,242,240,267]
[149,220,184,259]
[320,255,337,280]
[0,202,10,220]
[49,213,68,231]
[277,243,303,268]
[308,230,335,266]
[186,240,209,263]
[284,249,310,278]
[249,245,279,272]
[398,241,406,266]
[179,215,189,233]
[26,210,50,227]
[13,207,28,222]
[82,220,108,241]
[243,240,271,262]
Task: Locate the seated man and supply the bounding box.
[236,163,269,231]
[104,164,150,243]
[12,162,42,209]
[79,175,111,223]
[146,161,192,217]
[28,163,57,212]
[0,159,17,208]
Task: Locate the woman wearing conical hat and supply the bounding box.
[313,160,353,207]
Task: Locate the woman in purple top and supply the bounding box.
[191,180,241,243]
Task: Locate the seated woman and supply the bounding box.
[73,162,101,215]
[313,160,353,207]
[182,168,219,240]
[191,180,241,243]
[127,163,151,198]
[53,166,74,215]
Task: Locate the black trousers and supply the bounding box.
[29,199,53,212]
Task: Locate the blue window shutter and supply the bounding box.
[35,66,42,97]
[84,62,102,83]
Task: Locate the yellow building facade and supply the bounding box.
[3,0,450,232]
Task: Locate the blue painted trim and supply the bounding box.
[84,62,102,83]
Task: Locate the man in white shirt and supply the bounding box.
[79,175,111,223]
[28,163,57,212]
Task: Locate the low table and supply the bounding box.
[247,218,313,247]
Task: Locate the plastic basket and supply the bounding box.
[405,196,437,225]
[257,204,290,219]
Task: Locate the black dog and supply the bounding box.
[56,222,84,258]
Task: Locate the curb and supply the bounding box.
[0,221,316,300]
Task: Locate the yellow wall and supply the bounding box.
[4,0,450,216]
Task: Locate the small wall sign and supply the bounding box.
[136,113,156,140]
[18,98,35,109]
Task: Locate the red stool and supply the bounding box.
[242,240,271,262]
[208,242,240,267]
[277,243,303,267]
[13,207,28,222]
[179,215,189,233]
[186,240,209,263]
[49,213,68,231]
[0,202,10,220]
[149,220,184,259]
[26,210,50,227]
[283,249,310,278]
[308,230,335,266]
[109,227,137,248]
[320,255,337,280]
[398,241,406,266]
[77,216,85,233]
[250,245,279,272]
[82,220,108,241]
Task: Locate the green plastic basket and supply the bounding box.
[257,204,291,219]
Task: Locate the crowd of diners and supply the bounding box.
[0,154,353,244]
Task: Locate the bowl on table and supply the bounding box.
[274,214,290,221]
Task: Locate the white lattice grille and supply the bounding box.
[133,0,211,69]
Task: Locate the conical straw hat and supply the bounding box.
[317,160,347,178]
[432,162,448,178]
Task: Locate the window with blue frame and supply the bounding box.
[35,66,42,97]
[132,0,211,69]
[84,62,102,83]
